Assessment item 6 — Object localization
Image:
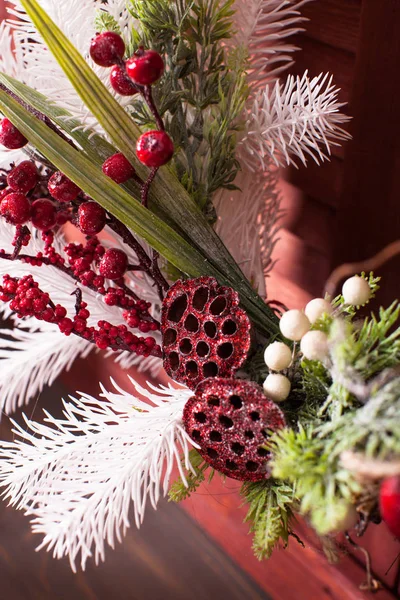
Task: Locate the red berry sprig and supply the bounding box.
[110,65,138,96]
[136,131,174,168]
[125,49,165,86]
[90,31,126,67]
[7,161,38,194]
[0,274,161,357]
[102,153,136,184]
[0,118,27,149]
[88,32,174,206]
[48,171,81,203]
[0,192,31,225]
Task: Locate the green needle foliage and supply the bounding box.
[169,449,213,502]
[241,479,297,560]
[271,426,362,536]
[127,0,247,216]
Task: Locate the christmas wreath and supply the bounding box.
[0,0,398,584]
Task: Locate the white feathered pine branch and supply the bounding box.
[233,0,313,89]
[0,325,92,416]
[241,72,351,169]
[0,379,195,571]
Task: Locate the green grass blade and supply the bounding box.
[0,87,218,279]
[18,0,251,281]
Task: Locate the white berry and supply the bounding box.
[300,330,329,361]
[263,374,291,402]
[305,298,333,324]
[264,342,292,371]
[342,276,371,306]
[279,310,310,341]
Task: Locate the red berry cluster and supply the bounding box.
[0,274,161,357]
[0,158,109,241]
[90,32,174,171]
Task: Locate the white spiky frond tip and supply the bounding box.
[232,0,313,88]
[0,324,92,416]
[0,378,195,571]
[4,1,137,130]
[241,71,351,170]
[214,165,282,297]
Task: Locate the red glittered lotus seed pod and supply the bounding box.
[161,277,251,389]
[183,378,286,481]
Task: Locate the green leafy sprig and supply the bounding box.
[241,479,298,560]
[127,0,247,215]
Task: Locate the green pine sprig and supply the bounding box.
[127,0,248,216]
[241,479,298,560]
[169,449,214,502]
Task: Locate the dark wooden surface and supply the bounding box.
[0,383,270,600]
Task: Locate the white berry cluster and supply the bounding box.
[262,276,372,403]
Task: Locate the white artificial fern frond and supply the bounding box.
[0,379,194,571]
[214,166,282,297]
[232,0,312,88]
[241,72,351,169]
[0,325,92,415]
[4,0,137,130]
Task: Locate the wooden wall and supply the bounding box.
[277,0,400,308]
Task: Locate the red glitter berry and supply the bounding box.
[380,476,400,538]
[183,378,285,481]
[161,277,251,390]
[0,118,27,149]
[7,161,38,194]
[48,171,81,202]
[78,202,107,235]
[126,49,164,86]
[99,248,128,280]
[31,198,57,231]
[0,192,31,224]
[110,65,138,96]
[102,153,135,184]
[136,131,174,168]
[89,31,125,67]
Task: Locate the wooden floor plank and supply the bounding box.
[0,384,270,600]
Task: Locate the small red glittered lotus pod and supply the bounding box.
[161,277,251,389]
[183,378,286,481]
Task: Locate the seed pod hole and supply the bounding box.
[222,319,237,335]
[217,342,234,359]
[207,396,220,407]
[192,287,209,311]
[229,395,243,409]
[226,460,238,471]
[246,461,259,472]
[195,412,207,423]
[179,338,192,355]
[210,296,227,315]
[163,328,177,346]
[184,313,199,332]
[169,352,179,371]
[196,341,210,357]
[219,415,233,428]
[207,448,218,459]
[210,430,222,442]
[191,430,201,442]
[168,294,187,322]
[204,321,217,338]
[203,361,218,378]
[231,442,245,456]
[186,360,199,378]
